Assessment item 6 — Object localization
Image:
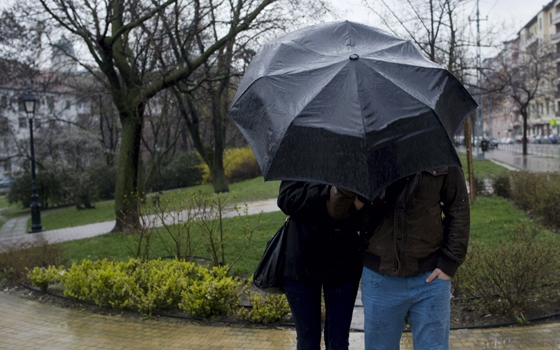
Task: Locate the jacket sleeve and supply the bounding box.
[326,186,358,219]
[437,166,470,277]
[277,181,331,217]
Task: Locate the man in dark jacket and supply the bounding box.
[331,166,469,350]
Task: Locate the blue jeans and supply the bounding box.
[284,277,359,350]
[361,267,451,350]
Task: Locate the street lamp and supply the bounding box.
[155,144,162,194]
[22,90,44,233]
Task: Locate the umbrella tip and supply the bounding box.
[349,54,359,61]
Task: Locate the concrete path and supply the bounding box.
[0,199,281,250]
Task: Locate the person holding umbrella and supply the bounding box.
[277,181,363,350]
[330,167,469,350]
[229,20,477,350]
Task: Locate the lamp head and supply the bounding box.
[22,90,38,115]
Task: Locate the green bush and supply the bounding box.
[237,279,290,323]
[454,220,560,315]
[510,171,560,228]
[151,151,203,192]
[27,259,250,319]
[27,265,66,291]
[491,172,512,199]
[63,259,139,309]
[178,265,242,318]
[128,259,204,314]
[201,146,261,184]
[510,171,540,212]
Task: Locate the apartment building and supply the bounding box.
[0,39,94,183]
[484,0,560,139]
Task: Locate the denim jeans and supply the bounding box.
[361,267,451,350]
[284,277,359,350]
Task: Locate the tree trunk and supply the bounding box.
[112,111,143,233]
[522,109,528,156]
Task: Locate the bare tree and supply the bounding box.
[165,1,328,194]
[10,0,282,232]
[482,40,556,155]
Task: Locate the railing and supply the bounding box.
[497,143,560,158]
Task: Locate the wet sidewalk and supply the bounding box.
[2,291,560,349]
[462,145,560,172]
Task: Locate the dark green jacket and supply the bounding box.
[362,166,470,277]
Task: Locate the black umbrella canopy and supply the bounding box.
[229,21,477,200]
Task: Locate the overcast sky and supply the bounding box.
[329,0,553,40]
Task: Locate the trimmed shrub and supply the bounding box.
[510,171,560,228]
[491,172,512,199]
[27,259,247,318]
[237,279,290,323]
[27,265,66,291]
[454,220,560,315]
[178,265,242,318]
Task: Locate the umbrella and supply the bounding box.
[228,21,477,200]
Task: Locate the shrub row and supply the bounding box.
[27,258,289,323]
[454,220,560,316]
[491,171,560,229]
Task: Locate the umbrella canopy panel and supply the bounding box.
[229,21,477,200]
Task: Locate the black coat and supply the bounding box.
[277,181,363,284]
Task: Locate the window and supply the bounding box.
[18,117,27,128]
[34,118,41,129]
[65,100,71,110]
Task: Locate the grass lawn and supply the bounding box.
[56,210,287,278]
[52,193,553,277]
[37,177,281,231]
[457,151,510,178]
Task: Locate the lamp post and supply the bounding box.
[155,144,162,194]
[22,90,44,233]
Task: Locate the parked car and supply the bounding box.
[499,137,514,144]
[0,178,11,188]
[549,134,558,144]
[516,136,530,143]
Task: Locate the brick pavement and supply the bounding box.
[1,292,560,349]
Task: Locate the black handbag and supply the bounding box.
[253,218,289,294]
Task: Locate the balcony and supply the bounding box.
[552,32,560,43]
[554,12,560,24]
[525,33,539,46]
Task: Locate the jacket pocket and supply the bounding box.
[416,166,449,202]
